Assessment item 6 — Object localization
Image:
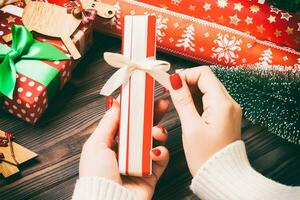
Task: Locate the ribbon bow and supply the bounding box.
[0,25,69,99]
[66,1,97,25]
[100,52,172,96]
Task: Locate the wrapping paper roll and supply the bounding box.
[95,0,300,71]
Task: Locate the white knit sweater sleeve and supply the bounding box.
[72,177,135,200]
[190,140,300,200]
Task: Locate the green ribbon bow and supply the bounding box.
[0,25,69,99]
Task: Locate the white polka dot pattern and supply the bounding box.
[2,74,48,124]
[26,92,32,97]
[1,14,92,124]
[17,87,23,93]
[28,81,35,87]
[37,86,43,91]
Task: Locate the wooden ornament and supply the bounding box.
[3,0,115,59]
[0,0,20,8]
[22,1,82,59]
[0,130,38,178]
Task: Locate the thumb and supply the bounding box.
[88,97,120,148]
[151,146,169,180]
[169,73,202,126]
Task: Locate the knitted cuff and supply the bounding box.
[72,177,135,200]
[191,140,300,200]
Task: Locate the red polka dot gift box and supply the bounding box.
[0,1,93,124]
[95,0,300,71]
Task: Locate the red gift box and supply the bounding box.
[95,0,300,71]
[117,15,155,176]
[0,1,92,124]
[100,15,172,176]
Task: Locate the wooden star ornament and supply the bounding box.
[0,130,38,178]
[6,15,16,23]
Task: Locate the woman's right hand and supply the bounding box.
[168,66,242,176]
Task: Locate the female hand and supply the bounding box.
[79,97,170,200]
[169,66,242,176]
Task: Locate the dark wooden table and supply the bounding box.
[1,33,300,200]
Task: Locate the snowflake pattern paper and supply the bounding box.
[95,0,300,71]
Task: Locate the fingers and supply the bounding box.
[169,73,204,126]
[153,98,169,125]
[183,67,241,120]
[89,95,168,151]
[171,67,236,126]
[151,146,169,179]
[152,124,168,145]
[181,66,229,99]
[88,97,120,148]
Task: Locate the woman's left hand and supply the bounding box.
[79,97,170,200]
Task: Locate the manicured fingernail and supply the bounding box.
[106,96,114,110]
[157,123,167,135]
[169,73,182,90]
[0,139,8,147]
[5,132,14,140]
[0,153,4,159]
[152,148,161,156]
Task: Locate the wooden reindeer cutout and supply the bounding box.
[21,0,115,60]
[22,1,83,59]
[0,0,20,8]
[0,130,37,178]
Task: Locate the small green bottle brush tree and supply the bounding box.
[211,66,300,145]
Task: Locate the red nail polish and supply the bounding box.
[5,132,14,140]
[152,148,161,156]
[157,123,167,134]
[0,153,4,159]
[169,73,182,90]
[0,139,8,147]
[106,96,114,110]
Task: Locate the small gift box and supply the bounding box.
[95,0,300,71]
[100,15,171,176]
[0,2,93,124]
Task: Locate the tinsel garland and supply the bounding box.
[211,66,300,145]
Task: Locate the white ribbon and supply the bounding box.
[100,52,171,96]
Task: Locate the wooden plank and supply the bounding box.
[0,33,299,200]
